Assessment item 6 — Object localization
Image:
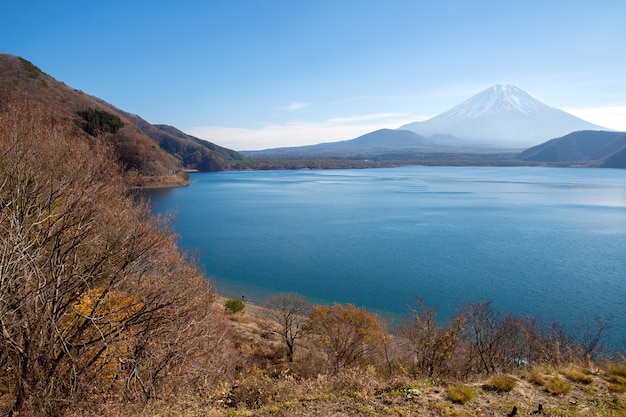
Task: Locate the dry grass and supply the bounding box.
[27,312,619,417]
[608,363,626,378]
[608,382,626,393]
[526,367,547,386]
[175,310,624,417]
[5,293,626,416]
[2,266,625,417]
[605,363,626,393]
[542,375,571,395]
[59,357,626,417]
[562,367,594,384]
[525,366,575,395]
[447,384,475,404]
[482,374,516,392]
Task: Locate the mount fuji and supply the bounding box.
[399,84,609,148]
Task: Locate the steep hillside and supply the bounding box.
[516,130,626,167]
[0,54,243,185]
[599,140,626,168]
[120,112,245,171]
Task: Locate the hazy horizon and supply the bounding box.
[2,1,626,150]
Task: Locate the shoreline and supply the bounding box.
[214,293,269,319]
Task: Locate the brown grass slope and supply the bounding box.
[0,54,243,185]
[109,304,626,417]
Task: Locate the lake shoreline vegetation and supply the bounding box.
[1,54,624,192]
[225,152,533,171]
[1,103,625,417]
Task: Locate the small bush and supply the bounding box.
[329,368,379,398]
[543,376,571,395]
[224,298,245,314]
[609,363,626,378]
[223,373,306,410]
[605,374,626,385]
[608,383,626,393]
[77,108,124,136]
[483,375,516,392]
[19,57,43,78]
[563,368,593,384]
[447,384,474,404]
[526,369,545,386]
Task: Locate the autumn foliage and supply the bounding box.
[308,303,389,374]
[0,101,623,417]
[0,102,233,416]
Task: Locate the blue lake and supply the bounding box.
[146,166,626,346]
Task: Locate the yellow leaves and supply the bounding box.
[308,303,388,372]
[72,287,144,323]
[0,102,225,412]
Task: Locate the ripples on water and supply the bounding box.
[147,166,626,347]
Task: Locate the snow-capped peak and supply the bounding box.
[398,84,608,147]
[435,84,549,121]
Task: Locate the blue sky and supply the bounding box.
[2,1,626,150]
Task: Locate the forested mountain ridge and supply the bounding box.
[119,111,246,172]
[0,54,244,186]
[516,130,626,167]
[5,54,622,173]
[1,57,625,415]
[243,129,436,158]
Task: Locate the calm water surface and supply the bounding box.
[147,166,626,345]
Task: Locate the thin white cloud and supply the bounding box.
[325,112,411,124]
[565,106,626,131]
[279,101,310,111]
[188,112,418,151]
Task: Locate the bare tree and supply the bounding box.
[263,293,310,362]
[0,102,231,415]
[399,297,463,378]
[576,314,612,362]
[307,303,389,374]
[0,102,137,414]
[510,315,575,366]
[460,301,507,374]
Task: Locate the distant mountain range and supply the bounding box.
[2,54,623,172]
[0,54,244,186]
[399,84,608,148]
[244,129,436,158]
[245,84,626,168]
[516,130,626,167]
